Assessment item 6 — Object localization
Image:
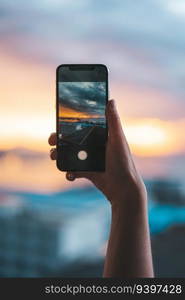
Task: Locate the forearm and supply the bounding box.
[103,193,154,278]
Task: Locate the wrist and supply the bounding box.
[109,187,148,217]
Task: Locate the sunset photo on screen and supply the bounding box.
[58,82,106,147]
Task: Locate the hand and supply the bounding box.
[49,99,153,277]
[48,99,146,208]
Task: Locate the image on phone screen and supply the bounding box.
[57,65,108,171]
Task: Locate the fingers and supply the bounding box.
[49,133,57,160]
[49,149,93,182]
[48,133,56,146]
[48,134,95,181]
[66,171,96,182]
[66,172,76,181]
[48,134,98,183]
[50,148,57,160]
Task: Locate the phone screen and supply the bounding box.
[56,65,108,171]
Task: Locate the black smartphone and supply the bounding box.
[56,64,108,172]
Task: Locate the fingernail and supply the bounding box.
[66,173,75,181]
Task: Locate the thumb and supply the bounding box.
[106,99,131,156]
[106,99,124,144]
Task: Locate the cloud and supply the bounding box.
[59,82,106,116]
[0,0,185,113]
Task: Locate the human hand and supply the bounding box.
[48,99,147,209]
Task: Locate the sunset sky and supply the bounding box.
[0,0,185,191]
[59,82,106,118]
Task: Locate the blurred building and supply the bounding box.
[150,179,185,206]
[1,180,185,277]
[152,225,185,277]
[0,194,65,277]
[0,188,109,277]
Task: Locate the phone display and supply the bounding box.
[56,64,108,171]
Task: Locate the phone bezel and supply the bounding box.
[56,64,109,172]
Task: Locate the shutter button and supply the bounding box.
[77,150,88,160]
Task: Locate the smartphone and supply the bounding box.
[56,64,108,172]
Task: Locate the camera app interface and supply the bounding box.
[58,81,106,170]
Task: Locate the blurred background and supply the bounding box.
[0,0,185,277]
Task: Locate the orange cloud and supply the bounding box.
[59,105,100,119]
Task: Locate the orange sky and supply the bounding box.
[0,0,185,194]
[0,28,185,192]
[0,53,185,158]
[59,105,100,119]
